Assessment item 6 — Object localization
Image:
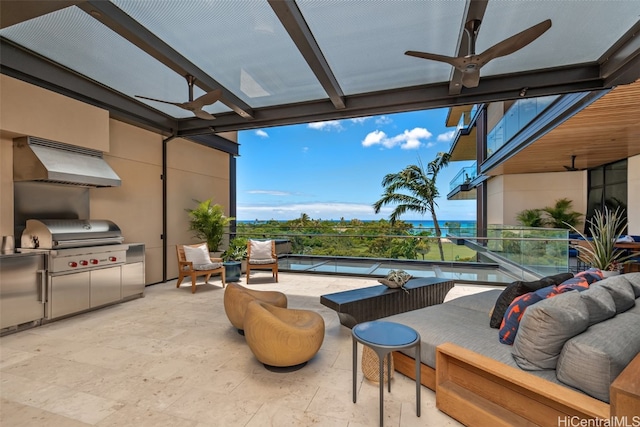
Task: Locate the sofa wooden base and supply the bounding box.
[393,344,639,426]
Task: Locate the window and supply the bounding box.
[585,159,627,233]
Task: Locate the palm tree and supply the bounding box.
[373,152,451,260]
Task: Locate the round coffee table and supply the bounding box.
[352,320,421,426]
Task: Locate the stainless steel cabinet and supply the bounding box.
[90,266,121,307]
[49,271,90,319]
[0,253,46,329]
[122,262,144,298]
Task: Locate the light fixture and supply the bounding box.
[519,87,528,97]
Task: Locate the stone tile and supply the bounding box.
[0,398,91,427]
[96,404,198,427]
[39,390,124,425]
[0,345,36,369]
[163,388,262,425]
[245,402,348,427]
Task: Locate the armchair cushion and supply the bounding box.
[249,240,275,262]
[193,262,223,271]
[184,243,211,265]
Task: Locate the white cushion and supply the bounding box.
[250,240,273,260]
[184,244,211,265]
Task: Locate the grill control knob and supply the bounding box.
[109,256,117,262]
[80,260,88,266]
[68,261,78,268]
[90,259,99,265]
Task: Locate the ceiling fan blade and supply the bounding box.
[192,109,216,120]
[405,50,466,68]
[188,89,222,109]
[461,70,481,88]
[476,19,552,65]
[135,94,182,107]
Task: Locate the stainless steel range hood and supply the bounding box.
[13,136,121,187]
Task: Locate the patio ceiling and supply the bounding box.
[1,0,640,139]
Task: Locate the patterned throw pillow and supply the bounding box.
[499,285,561,345]
[556,268,603,293]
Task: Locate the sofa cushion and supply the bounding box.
[489,273,572,329]
[622,272,640,297]
[556,311,640,402]
[579,285,617,326]
[499,285,561,345]
[597,275,636,313]
[512,291,590,370]
[446,289,502,314]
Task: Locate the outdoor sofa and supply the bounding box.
[384,272,640,426]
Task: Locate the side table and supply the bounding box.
[352,321,421,426]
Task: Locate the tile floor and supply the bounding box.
[0,272,492,426]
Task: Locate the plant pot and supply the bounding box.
[224,261,242,282]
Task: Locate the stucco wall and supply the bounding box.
[486,171,587,228]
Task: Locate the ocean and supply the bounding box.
[237,219,476,235]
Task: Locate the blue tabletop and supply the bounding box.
[352,321,418,346]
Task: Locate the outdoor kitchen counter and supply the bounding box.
[0,249,49,258]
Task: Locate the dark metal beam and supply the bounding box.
[0,37,176,134]
[178,64,605,133]
[599,20,640,87]
[268,0,345,110]
[0,0,84,29]
[78,1,255,120]
[185,134,239,157]
[448,0,489,95]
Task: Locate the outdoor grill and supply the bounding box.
[21,219,127,274]
[20,219,129,319]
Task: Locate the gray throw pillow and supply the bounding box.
[512,291,589,370]
[579,285,617,326]
[622,272,640,297]
[557,312,640,402]
[597,276,636,313]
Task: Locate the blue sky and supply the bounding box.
[236,108,476,221]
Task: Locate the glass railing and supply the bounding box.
[449,162,477,191]
[227,222,571,279]
[479,225,569,276]
[486,95,559,158]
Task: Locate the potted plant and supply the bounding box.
[221,237,248,282]
[568,206,637,276]
[186,199,234,255]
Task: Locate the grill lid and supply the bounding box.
[21,219,123,249]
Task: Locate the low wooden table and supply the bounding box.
[321,277,454,328]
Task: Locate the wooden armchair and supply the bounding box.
[246,240,278,284]
[176,243,225,293]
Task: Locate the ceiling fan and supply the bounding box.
[136,75,221,120]
[563,155,582,171]
[405,18,552,89]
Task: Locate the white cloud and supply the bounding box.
[255,129,269,138]
[247,190,292,196]
[237,202,393,221]
[375,115,392,125]
[437,130,455,142]
[362,127,432,150]
[362,130,387,147]
[307,120,343,131]
[350,117,370,124]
